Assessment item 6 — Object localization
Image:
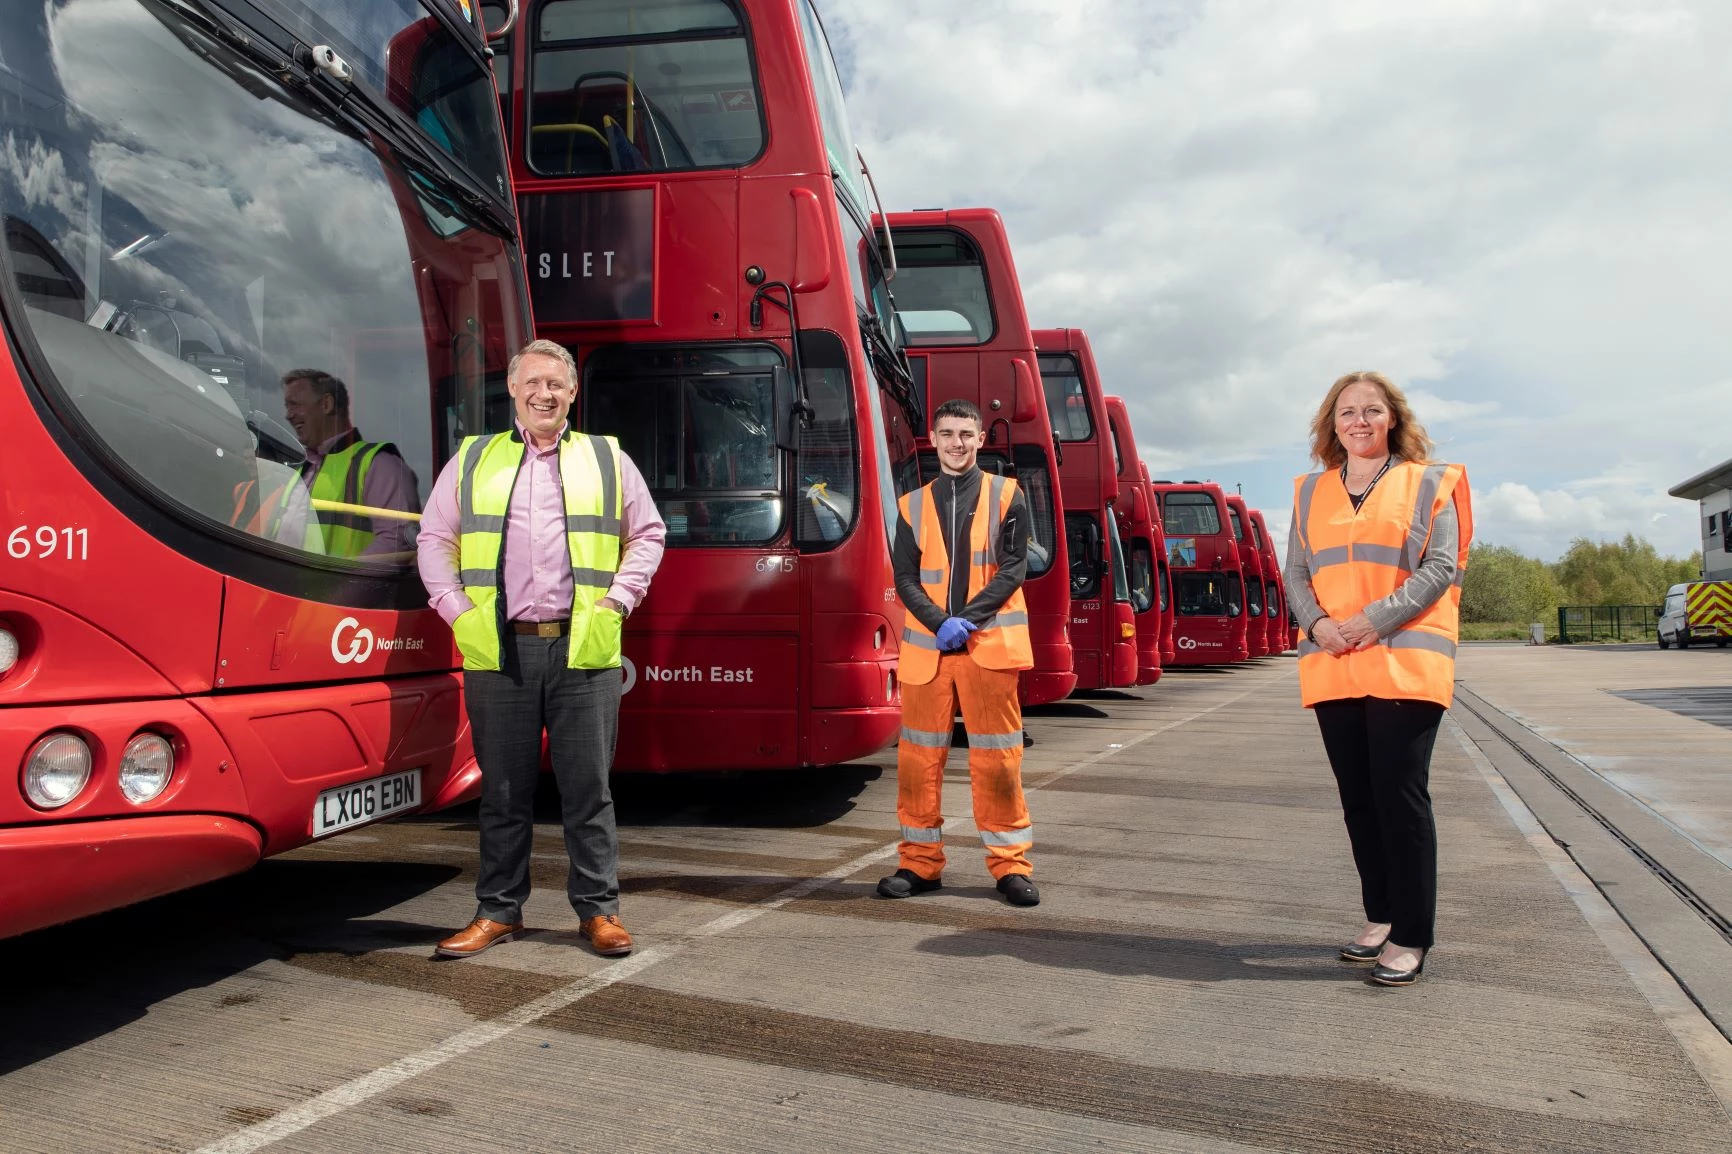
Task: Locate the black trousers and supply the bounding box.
[466,633,622,923]
[1314,696,1445,950]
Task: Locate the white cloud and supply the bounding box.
[825,0,1729,561]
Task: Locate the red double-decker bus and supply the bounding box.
[1150,481,1248,665]
[497,0,921,770]
[1224,494,1268,659]
[1,0,530,938]
[1033,329,1137,690]
[882,209,1074,705]
[1247,508,1291,655]
[1140,462,1178,665]
[1104,396,1163,685]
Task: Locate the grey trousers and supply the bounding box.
[466,633,621,923]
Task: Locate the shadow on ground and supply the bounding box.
[0,858,461,1074]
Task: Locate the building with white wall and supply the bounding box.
[1670,457,1732,581]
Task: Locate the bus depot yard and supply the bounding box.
[4,645,1731,1153]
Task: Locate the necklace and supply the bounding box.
[1345,455,1390,482]
[1341,454,1394,500]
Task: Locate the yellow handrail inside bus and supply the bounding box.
[310,498,423,523]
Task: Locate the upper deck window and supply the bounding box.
[1228,507,1245,541]
[1037,353,1093,442]
[1163,492,1222,536]
[529,0,764,176]
[889,230,995,347]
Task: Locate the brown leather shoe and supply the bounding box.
[434,917,523,959]
[579,914,633,957]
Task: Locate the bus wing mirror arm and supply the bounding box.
[773,365,808,452]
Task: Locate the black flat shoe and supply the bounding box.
[876,869,942,899]
[1339,940,1386,964]
[996,874,1040,907]
[1370,955,1426,986]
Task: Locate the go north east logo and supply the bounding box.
[331,617,425,664]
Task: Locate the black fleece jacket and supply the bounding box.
[892,466,1030,633]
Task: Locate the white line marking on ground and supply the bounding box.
[197,663,1294,1153]
[1449,718,1732,1116]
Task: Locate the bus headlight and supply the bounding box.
[0,627,18,674]
[23,733,92,809]
[118,733,175,804]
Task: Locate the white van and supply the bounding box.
[1657,581,1732,649]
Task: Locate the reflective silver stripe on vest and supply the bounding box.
[902,627,939,650]
[919,568,944,584]
[1400,464,1448,575]
[971,550,990,566]
[566,514,615,534]
[1352,543,1407,570]
[457,436,498,534]
[1452,570,1466,588]
[1295,472,1324,560]
[459,568,499,587]
[1310,545,1350,570]
[1297,638,1320,657]
[991,611,1029,629]
[899,726,952,749]
[979,827,1033,847]
[968,730,1022,750]
[571,567,617,590]
[588,434,623,538]
[1382,629,1457,658]
[901,825,944,844]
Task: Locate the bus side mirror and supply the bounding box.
[773,365,800,451]
[790,188,833,294]
[1011,358,1039,423]
[1654,606,1663,618]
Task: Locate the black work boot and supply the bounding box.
[997,874,1040,906]
[876,869,942,898]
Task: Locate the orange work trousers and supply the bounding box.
[896,652,1032,881]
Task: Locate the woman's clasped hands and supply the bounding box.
[1312,612,1379,655]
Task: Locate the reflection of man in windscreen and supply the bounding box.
[271,369,421,558]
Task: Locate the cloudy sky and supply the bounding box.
[821,0,1729,561]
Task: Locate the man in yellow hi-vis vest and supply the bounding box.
[276,369,420,557]
[881,398,1039,907]
[418,340,665,960]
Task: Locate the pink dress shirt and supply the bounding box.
[417,423,666,625]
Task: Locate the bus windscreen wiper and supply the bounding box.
[153,0,515,240]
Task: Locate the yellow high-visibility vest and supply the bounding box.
[453,431,624,671]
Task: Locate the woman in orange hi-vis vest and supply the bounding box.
[1285,371,1472,987]
[879,398,1039,907]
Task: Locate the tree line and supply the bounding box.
[1460,535,1702,623]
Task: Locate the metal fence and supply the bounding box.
[1556,605,1661,644]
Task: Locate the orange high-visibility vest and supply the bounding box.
[898,473,1034,686]
[1292,460,1473,708]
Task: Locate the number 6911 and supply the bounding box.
[7,526,88,560]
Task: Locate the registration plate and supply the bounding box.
[311,769,422,838]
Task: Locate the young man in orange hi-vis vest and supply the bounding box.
[879,398,1039,907]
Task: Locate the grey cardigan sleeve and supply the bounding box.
[1283,509,1327,636]
[1361,500,1459,637]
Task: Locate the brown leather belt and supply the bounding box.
[510,619,570,637]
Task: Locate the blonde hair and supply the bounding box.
[508,339,577,388]
[1308,370,1433,468]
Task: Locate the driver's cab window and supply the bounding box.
[528,0,764,175]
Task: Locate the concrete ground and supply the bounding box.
[3,650,1730,1152]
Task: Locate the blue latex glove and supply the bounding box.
[936,616,978,652]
